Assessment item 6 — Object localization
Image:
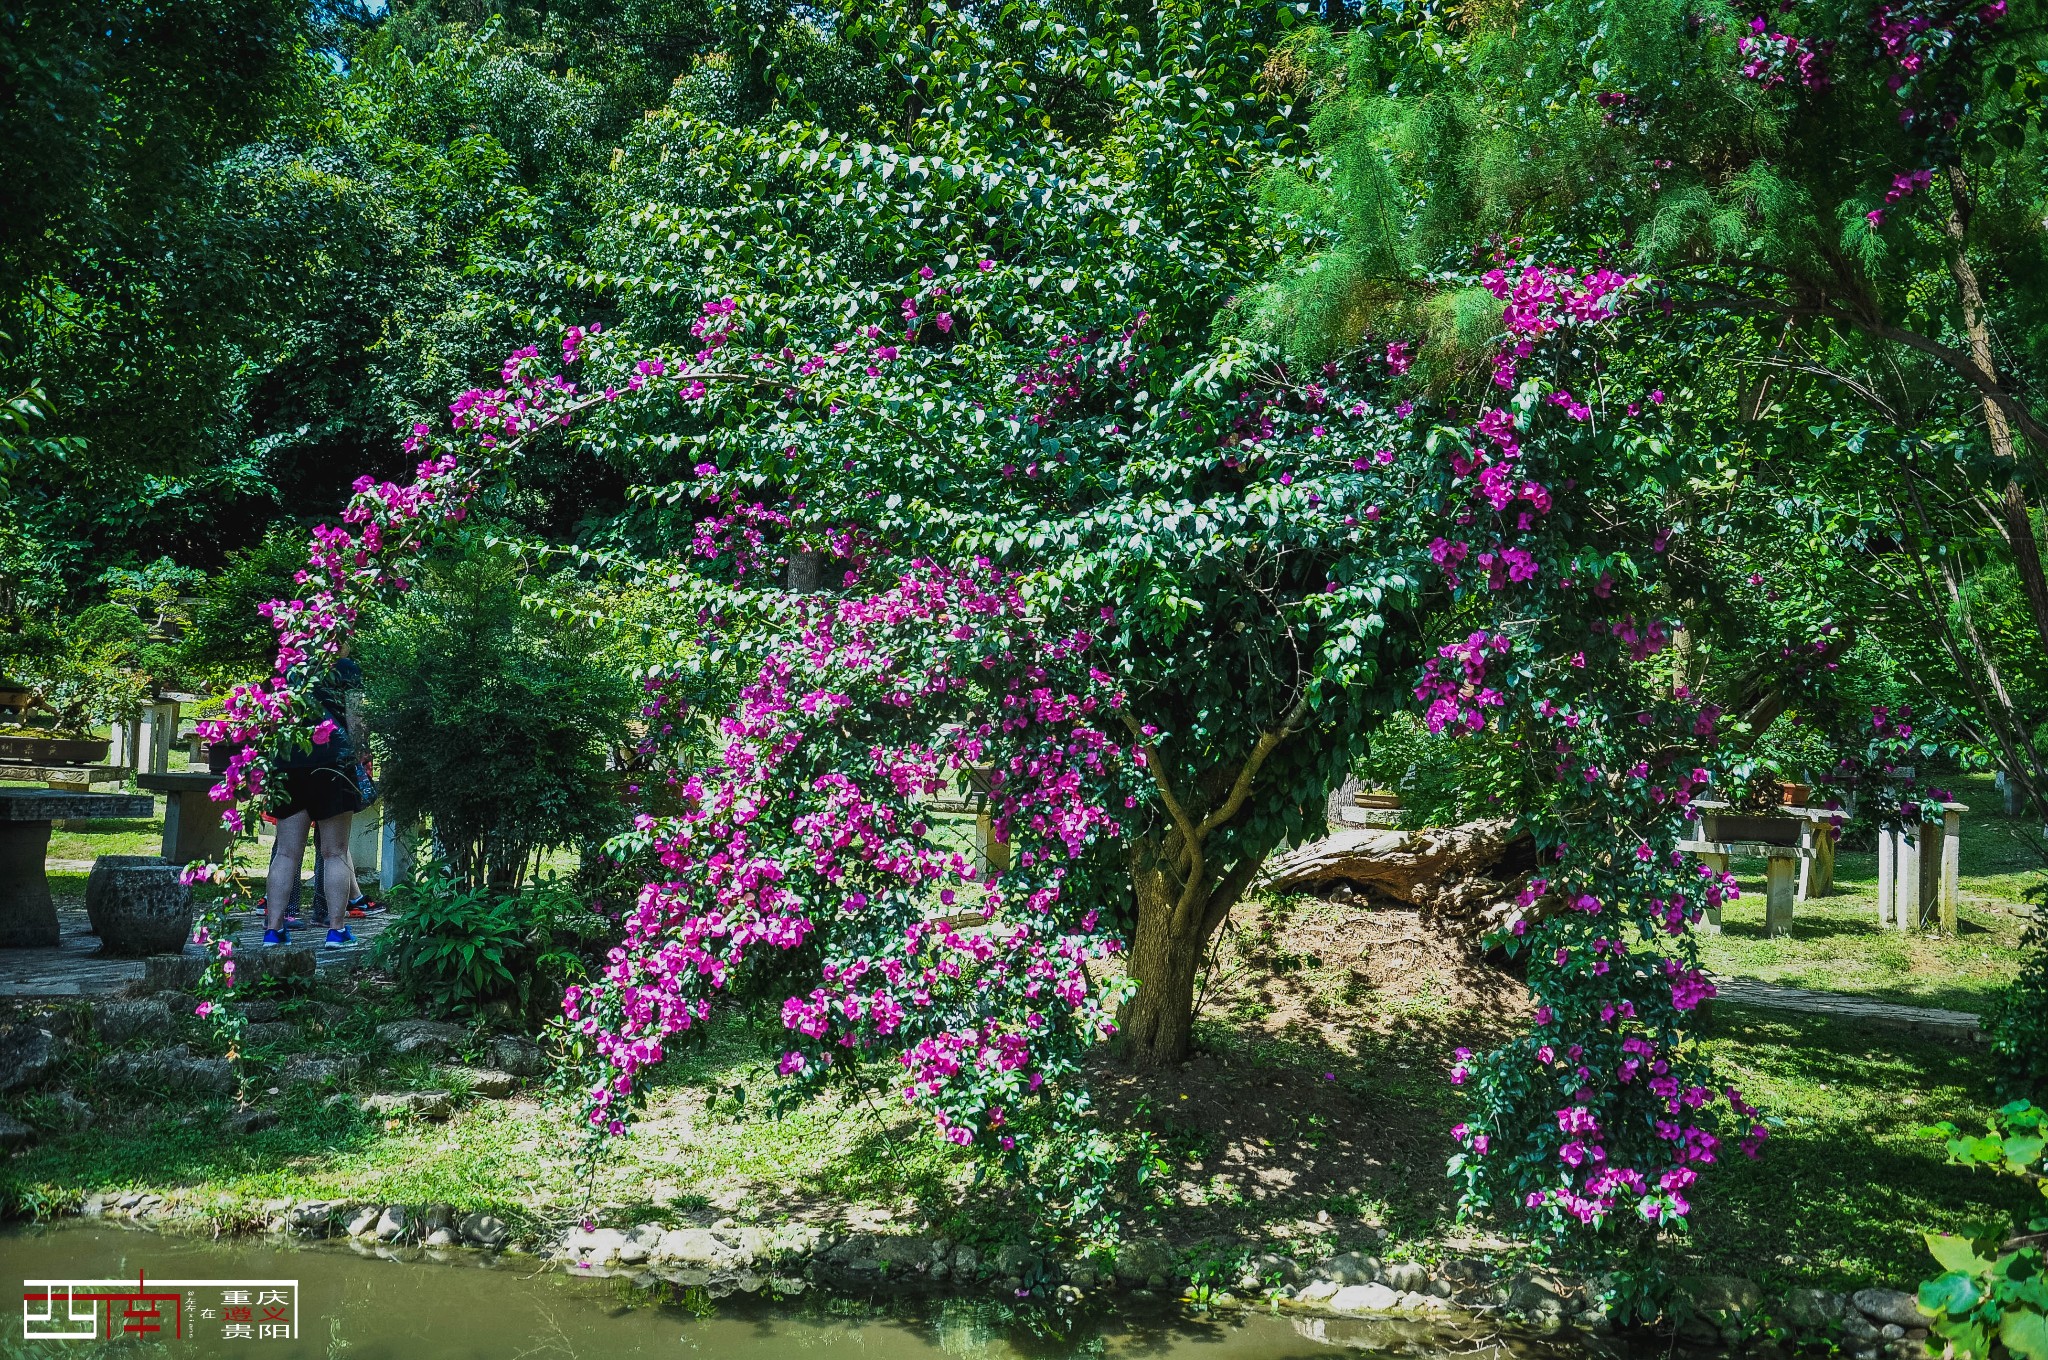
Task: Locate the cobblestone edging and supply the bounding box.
[65,1193,1935,1355]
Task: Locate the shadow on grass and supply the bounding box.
[1686,1005,2034,1289]
[51,819,159,836]
[1714,914,1893,943]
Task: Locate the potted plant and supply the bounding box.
[0,606,149,764]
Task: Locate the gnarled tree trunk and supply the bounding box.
[1119,836,1265,1066]
[1115,696,1308,1068]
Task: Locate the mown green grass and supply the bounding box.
[1685,1006,2035,1290]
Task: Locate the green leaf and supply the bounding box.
[2001,1308,2048,1360]
[1928,1234,1994,1276]
[1921,1272,1982,1316]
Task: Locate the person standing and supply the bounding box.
[262,647,370,947]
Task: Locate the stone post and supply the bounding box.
[1939,807,1962,934]
[379,816,419,891]
[1875,828,1895,928]
[140,699,178,775]
[1764,853,1798,937]
[349,803,381,882]
[1895,826,1921,931]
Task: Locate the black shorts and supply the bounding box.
[275,766,366,823]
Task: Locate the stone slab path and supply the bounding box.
[1712,975,1983,1041]
[0,903,391,999]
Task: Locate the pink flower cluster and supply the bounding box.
[566,559,1135,1147]
[1415,631,1510,734]
[1738,18,1833,89]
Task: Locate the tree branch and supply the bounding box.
[1194,690,1312,842]
[1119,712,1201,882]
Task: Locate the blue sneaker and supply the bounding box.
[263,928,287,946]
[324,928,355,948]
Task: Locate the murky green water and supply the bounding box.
[0,1224,1591,1359]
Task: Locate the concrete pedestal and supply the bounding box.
[0,790,154,947]
[137,771,231,865]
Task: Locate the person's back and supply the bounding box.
[262,651,374,947]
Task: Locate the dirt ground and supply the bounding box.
[1089,892,1529,1256]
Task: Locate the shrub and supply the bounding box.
[1918,1102,2047,1360]
[357,548,635,889]
[372,863,612,1021]
[0,602,149,734]
[1987,886,2048,1100]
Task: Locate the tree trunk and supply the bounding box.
[1111,697,1309,1068]
[1944,165,2048,819]
[1119,857,1203,1066]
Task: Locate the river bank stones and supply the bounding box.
[91,999,172,1047]
[0,1024,67,1091]
[375,1020,465,1058]
[360,1090,452,1120]
[491,1036,546,1076]
[97,1044,233,1094]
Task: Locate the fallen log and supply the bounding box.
[1260,818,1535,949]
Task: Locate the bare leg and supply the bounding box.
[266,812,312,931]
[315,812,355,931]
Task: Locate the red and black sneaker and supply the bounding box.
[345,895,384,918]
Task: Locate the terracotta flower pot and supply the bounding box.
[1781,782,1812,806]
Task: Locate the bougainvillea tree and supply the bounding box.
[191,0,1774,1250]
[1241,0,2047,810]
[544,213,1763,1247]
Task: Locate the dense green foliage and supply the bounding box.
[1922,1102,2048,1360]
[1240,0,2048,812]
[1988,891,2048,1098]
[357,550,635,888]
[372,864,607,1019]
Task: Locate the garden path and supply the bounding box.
[1711,974,1983,1041]
[0,901,389,998]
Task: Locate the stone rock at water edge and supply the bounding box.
[1329,1283,1402,1313]
[1853,1289,1925,1330]
[1112,1238,1176,1284]
[0,1026,67,1092]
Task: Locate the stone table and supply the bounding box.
[1683,802,1819,937]
[0,789,154,947]
[136,771,229,865]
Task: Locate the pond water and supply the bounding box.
[0,1224,1596,1359]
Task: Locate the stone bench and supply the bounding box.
[1678,839,1814,938]
[136,771,231,865]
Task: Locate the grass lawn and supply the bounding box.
[2,789,2039,1299]
[6,891,2027,1299]
[1697,769,2042,1012]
